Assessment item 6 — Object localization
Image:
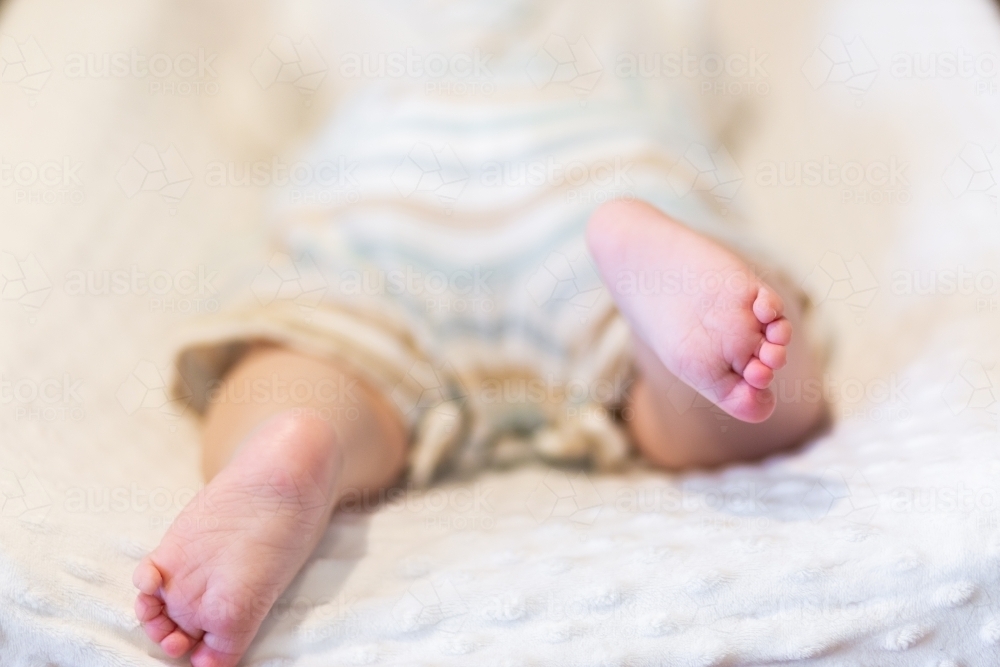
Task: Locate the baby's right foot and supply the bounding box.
[133,412,340,666]
[587,200,791,423]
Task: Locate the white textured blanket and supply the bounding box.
[1,0,999,665]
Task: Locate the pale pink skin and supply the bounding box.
[133,200,823,666]
[587,200,792,424]
[133,413,342,665]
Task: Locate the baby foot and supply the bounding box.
[133,412,340,666]
[587,200,791,423]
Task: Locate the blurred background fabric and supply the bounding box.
[1,0,1000,665]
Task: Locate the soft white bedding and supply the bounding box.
[2,0,1000,665]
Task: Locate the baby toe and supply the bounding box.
[162,628,198,658]
[752,286,784,324]
[743,358,774,390]
[190,640,242,667]
[765,318,792,345]
[142,608,178,643]
[132,558,163,595]
[758,341,787,370]
[135,593,163,622]
[717,379,776,423]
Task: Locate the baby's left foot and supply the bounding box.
[587,200,791,423]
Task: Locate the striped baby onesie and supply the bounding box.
[173,0,777,483]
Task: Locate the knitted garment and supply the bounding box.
[171,0,787,484]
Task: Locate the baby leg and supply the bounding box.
[588,200,828,468]
[133,346,406,667]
